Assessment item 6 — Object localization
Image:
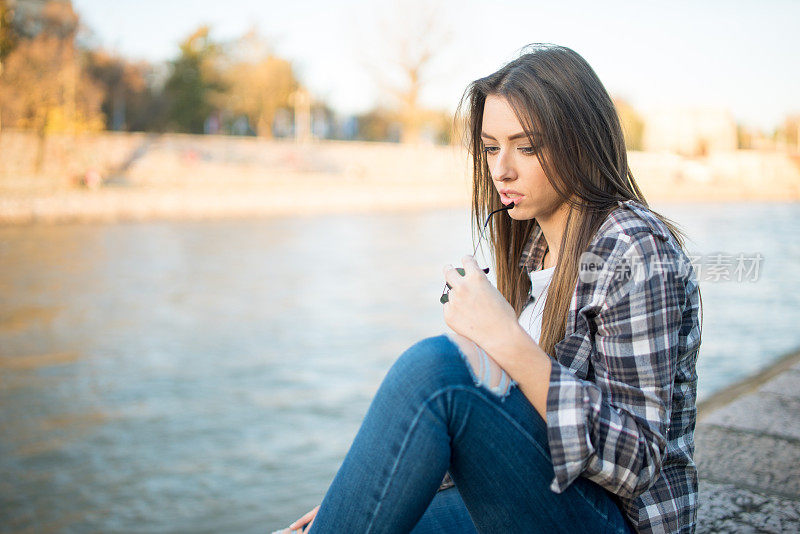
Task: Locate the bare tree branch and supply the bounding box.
[356,0,454,143]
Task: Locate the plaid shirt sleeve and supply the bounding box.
[545,229,684,499]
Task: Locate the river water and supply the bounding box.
[1,202,798,532]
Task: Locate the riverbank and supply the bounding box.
[695,346,800,532]
[1,131,799,225]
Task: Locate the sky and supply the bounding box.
[71,0,799,132]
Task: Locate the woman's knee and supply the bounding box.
[388,334,516,402]
[388,334,471,390]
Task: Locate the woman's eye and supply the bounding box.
[482,145,539,155]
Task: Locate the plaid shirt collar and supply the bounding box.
[518,218,549,274]
[517,199,669,275]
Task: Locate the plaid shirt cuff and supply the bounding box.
[545,357,597,494]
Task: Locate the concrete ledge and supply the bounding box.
[695,426,800,496]
[697,347,800,419]
[697,481,800,533]
[695,346,800,532]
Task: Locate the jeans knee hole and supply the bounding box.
[442,333,516,401]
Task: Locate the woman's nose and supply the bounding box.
[490,151,515,181]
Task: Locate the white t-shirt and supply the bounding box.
[518,265,556,345]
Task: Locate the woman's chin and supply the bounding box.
[507,207,530,220]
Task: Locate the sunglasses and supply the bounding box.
[440,202,515,304]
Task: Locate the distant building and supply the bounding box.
[642,107,738,156]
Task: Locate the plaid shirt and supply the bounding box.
[438,199,702,534]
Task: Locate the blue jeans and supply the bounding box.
[308,334,637,534]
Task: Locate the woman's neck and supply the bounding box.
[538,202,571,269]
[542,248,554,269]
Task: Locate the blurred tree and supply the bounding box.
[85,50,167,132]
[356,0,454,144]
[0,0,19,131]
[309,101,336,140]
[355,107,399,142]
[421,107,453,145]
[736,123,755,150]
[164,25,225,133]
[0,0,18,61]
[613,97,644,151]
[221,28,299,139]
[0,0,104,169]
[776,114,800,152]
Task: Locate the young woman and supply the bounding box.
[277,43,703,534]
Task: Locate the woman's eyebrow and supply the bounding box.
[480,131,530,141]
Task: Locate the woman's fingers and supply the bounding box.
[443,264,467,291]
[289,505,320,531]
[444,256,487,287]
[302,517,315,534]
[461,254,482,274]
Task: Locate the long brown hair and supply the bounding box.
[454,43,703,357]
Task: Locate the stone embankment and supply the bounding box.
[695,347,800,532]
[1,131,799,225]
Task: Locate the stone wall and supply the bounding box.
[1,131,798,224]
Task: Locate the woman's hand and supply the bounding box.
[272,504,319,534]
[442,255,519,358]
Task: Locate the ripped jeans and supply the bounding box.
[306,334,636,534]
[442,331,517,398]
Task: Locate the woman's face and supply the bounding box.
[481,94,564,222]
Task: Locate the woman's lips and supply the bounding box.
[500,192,524,205]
